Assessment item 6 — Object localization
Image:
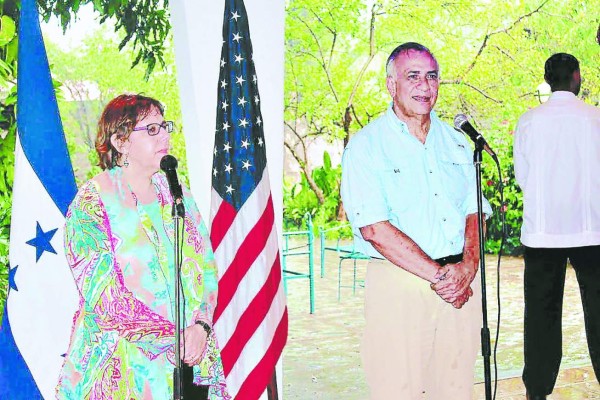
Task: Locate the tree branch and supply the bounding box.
[284,141,325,204]
[307,8,338,71]
[284,120,308,161]
[460,0,550,80]
[343,2,381,147]
[491,44,516,63]
[351,105,364,129]
[295,14,339,103]
[346,3,380,108]
[441,79,503,103]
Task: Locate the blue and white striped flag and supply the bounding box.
[0,0,79,398]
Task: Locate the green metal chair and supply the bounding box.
[337,245,370,301]
[282,213,315,314]
[319,224,361,278]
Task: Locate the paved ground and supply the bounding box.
[282,240,600,399]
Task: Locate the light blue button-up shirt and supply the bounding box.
[341,106,492,260]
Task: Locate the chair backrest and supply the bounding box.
[316,222,354,253]
[282,212,314,252]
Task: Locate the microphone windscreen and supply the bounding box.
[454,114,469,130]
[160,155,178,171]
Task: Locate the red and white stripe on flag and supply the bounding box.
[211,168,288,399]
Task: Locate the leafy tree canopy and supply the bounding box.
[38,0,170,79]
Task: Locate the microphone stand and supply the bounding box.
[473,139,492,400]
[173,202,185,400]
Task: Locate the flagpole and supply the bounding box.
[267,371,279,400]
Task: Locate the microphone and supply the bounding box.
[160,155,185,217]
[453,114,497,159]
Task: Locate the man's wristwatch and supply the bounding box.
[195,320,212,335]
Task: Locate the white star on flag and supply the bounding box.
[233,32,242,42]
[242,160,252,170]
[239,118,249,128]
[223,142,232,152]
[224,164,232,174]
[234,54,244,64]
[238,97,247,107]
[241,139,250,149]
[222,121,230,131]
[235,75,246,86]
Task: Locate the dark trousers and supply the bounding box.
[182,364,209,399]
[522,245,600,395]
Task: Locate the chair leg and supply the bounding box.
[282,254,288,294]
[338,258,343,301]
[309,245,315,314]
[320,234,325,278]
[352,259,357,295]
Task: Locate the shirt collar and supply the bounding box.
[385,103,438,131]
[549,91,577,100]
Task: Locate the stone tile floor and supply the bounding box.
[282,241,600,399]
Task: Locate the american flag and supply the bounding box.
[209,0,288,399]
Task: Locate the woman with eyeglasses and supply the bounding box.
[56,94,230,399]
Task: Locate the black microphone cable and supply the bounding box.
[178,214,187,367]
[490,154,507,400]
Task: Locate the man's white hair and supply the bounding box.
[385,42,439,77]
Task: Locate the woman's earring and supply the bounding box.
[124,153,129,168]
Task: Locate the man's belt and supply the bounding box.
[370,253,464,266]
[434,253,463,266]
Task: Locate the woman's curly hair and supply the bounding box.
[96,94,165,170]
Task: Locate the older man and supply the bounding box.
[341,42,491,399]
[514,53,600,400]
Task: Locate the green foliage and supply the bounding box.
[0,118,14,319]
[285,0,385,142]
[0,6,17,319]
[284,151,343,233]
[38,0,171,79]
[45,27,186,186]
[481,146,524,255]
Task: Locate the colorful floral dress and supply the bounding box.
[56,167,230,399]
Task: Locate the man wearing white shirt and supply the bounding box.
[514,53,600,400]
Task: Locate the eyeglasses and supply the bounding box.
[132,121,174,136]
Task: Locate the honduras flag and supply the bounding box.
[0,0,79,398]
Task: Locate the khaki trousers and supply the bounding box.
[361,259,481,400]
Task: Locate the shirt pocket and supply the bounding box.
[381,162,423,213]
[440,150,472,209]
